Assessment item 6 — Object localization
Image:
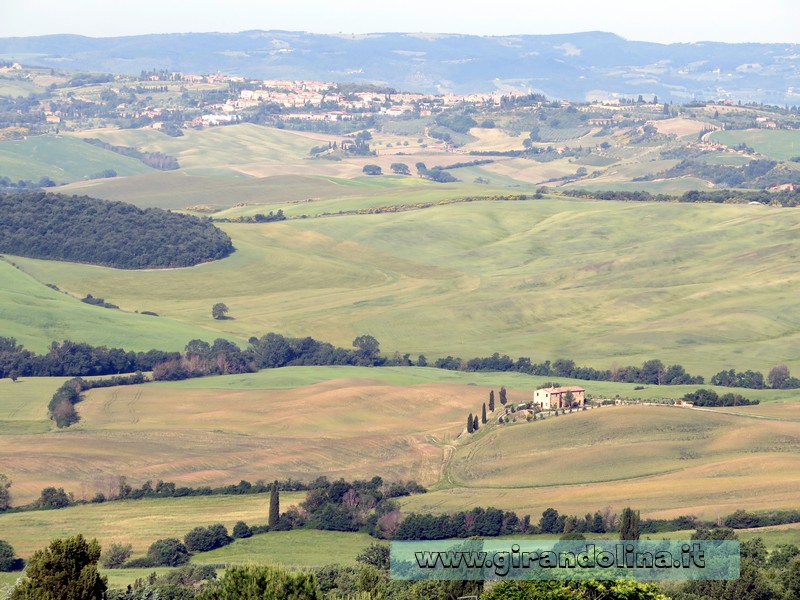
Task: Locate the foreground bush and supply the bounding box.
[10,535,106,599]
[198,564,320,599]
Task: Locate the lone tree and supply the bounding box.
[362,164,382,176]
[0,474,11,512]
[768,364,791,389]
[212,302,229,320]
[620,507,641,540]
[499,386,507,405]
[390,162,410,175]
[489,390,495,412]
[11,534,106,599]
[268,480,280,527]
[352,335,380,364]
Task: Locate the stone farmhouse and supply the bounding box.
[533,386,586,410]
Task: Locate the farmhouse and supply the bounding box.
[533,386,586,410]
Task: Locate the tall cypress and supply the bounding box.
[268,480,280,527]
[467,413,474,433]
[489,390,495,412]
[619,507,640,540]
[481,403,487,424]
[473,415,479,431]
[499,386,507,405]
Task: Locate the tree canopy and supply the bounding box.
[0,191,234,269]
[10,535,106,599]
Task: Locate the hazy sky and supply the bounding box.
[3,0,800,45]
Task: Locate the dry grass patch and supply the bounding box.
[652,117,709,137]
[418,405,800,521]
[0,379,493,505]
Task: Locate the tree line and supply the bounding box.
[560,185,800,207]
[0,191,234,269]
[0,337,179,380]
[83,138,180,170]
[681,388,759,406]
[434,354,705,386]
[4,333,796,402]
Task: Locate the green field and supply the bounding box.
[0,259,236,354]
[710,129,800,160]
[0,492,305,559]
[71,124,321,178]
[0,377,65,435]
[0,136,153,183]
[192,529,374,568]
[10,198,800,375]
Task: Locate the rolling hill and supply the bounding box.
[8,197,800,375]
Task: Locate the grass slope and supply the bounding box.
[403,403,800,521]
[71,124,319,177]
[192,529,374,568]
[0,259,240,354]
[12,198,800,375]
[0,492,304,559]
[0,136,153,182]
[710,129,800,161]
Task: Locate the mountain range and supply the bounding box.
[2,30,800,103]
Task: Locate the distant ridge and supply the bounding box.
[1,30,799,103]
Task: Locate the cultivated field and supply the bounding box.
[427,405,800,520]
[9,198,800,375]
[1,367,797,521]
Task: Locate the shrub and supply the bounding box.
[184,524,232,552]
[232,521,252,539]
[147,538,191,566]
[36,486,71,509]
[0,540,23,571]
[202,563,320,598]
[101,542,132,569]
[122,557,156,569]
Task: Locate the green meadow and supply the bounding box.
[0,259,235,354]
[709,129,800,161]
[0,136,153,183]
[71,124,320,178]
[192,529,374,568]
[10,197,800,375]
[0,492,305,559]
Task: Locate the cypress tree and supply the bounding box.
[268,480,280,527]
[620,507,640,540]
[489,390,495,412]
[499,386,507,405]
[481,403,487,424]
[473,415,479,431]
[467,414,474,433]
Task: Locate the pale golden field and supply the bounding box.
[0,377,491,505]
[2,371,798,525]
